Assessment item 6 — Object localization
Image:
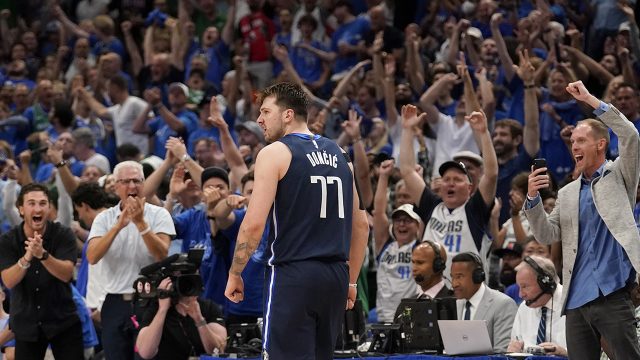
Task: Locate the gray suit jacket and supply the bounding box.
[524,104,640,313]
[457,286,517,352]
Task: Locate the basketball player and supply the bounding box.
[224,83,369,359]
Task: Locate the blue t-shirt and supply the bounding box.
[291,40,327,84]
[504,283,522,305]
[538,88,585,181]
[34,160,85,183]
[497,149,535,226]
[272,32,292,77]
[608,118,640,159]
[331,16,370,73]
[186,108,236,156]
[149,109,199,157]
[186,41,230,91]
[175,207,222,302]
[89,34,126,60]
[71,284,99,348]
[223,209,266,317]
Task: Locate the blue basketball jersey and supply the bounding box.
[265,133,354,265]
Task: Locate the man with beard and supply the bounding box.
[86,161,175,360]
[0,183,83,359]
[493,242,523,291]
[134,82,199,158]
[493,50,540,225]
[184,1,235,92]
[608,83,640,158]
[412,241,453,299]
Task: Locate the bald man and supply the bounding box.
[412,241,453,299]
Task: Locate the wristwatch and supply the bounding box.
[55,160,67,168]
[181,153,191,163]
[40,251,49,261]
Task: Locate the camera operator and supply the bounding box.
[136,277,226,360]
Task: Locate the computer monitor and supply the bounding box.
[393,297,458,353]
[368,323,403,354]
[226,322,261,353]
[335,299,366,351]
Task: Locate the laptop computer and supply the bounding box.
[437,320,493,355]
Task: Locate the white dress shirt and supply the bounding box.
[510,284,566,349]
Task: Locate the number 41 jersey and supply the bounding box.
[265,133,354,265]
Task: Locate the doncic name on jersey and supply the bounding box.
[306,149,339,168]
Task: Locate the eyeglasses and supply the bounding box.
[392,217,416,225]
[116,178,144,185]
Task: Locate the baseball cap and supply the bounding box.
[493,242,523,258]
[235,121,265,143]
[391,204,422,224]
[438,160,472,182]
[371,152,394,165]
[169,82,189,97]
[453,150,483,167]
[619,21,631,33]
[201,166,229,187]
[466,27,483,40]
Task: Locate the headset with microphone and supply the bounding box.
[523,256,557,306]
[468,252,486,284]
[414,240,447,285]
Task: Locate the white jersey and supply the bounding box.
[431,113,480,178]
[376,238,418,323]
[108,96,150,155]
[420,191,492,275]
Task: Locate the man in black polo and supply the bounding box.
[0,183,83,359]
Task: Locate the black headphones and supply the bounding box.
[469,252,486,284]
[524,256,557,294]
[423,240,446,274]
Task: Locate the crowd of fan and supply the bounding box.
[1,0,640,358]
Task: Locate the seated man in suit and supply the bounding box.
[412,241,453,299]
[451,252,517,352]
[508,255,567,356]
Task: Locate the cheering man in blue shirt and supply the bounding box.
[525,80,640,359]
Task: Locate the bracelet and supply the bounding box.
[18,257,31,269]
[524,83,536,89]
[195,319,207,328]
[348,283,357,289]
[351,137,362,144]
[139,226,152,236]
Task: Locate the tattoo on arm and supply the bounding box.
[230,242,249,275]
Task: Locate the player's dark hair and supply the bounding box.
[258,82,309,121]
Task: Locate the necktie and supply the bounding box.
[537,307,547,344]
[464,301,472,320]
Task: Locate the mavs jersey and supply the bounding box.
[376,238,418,323]
[265,133,354,265]
[418,189,492,273]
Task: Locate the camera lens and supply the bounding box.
[176,275,203,297]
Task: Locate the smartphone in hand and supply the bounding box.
[533,158,547,176]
